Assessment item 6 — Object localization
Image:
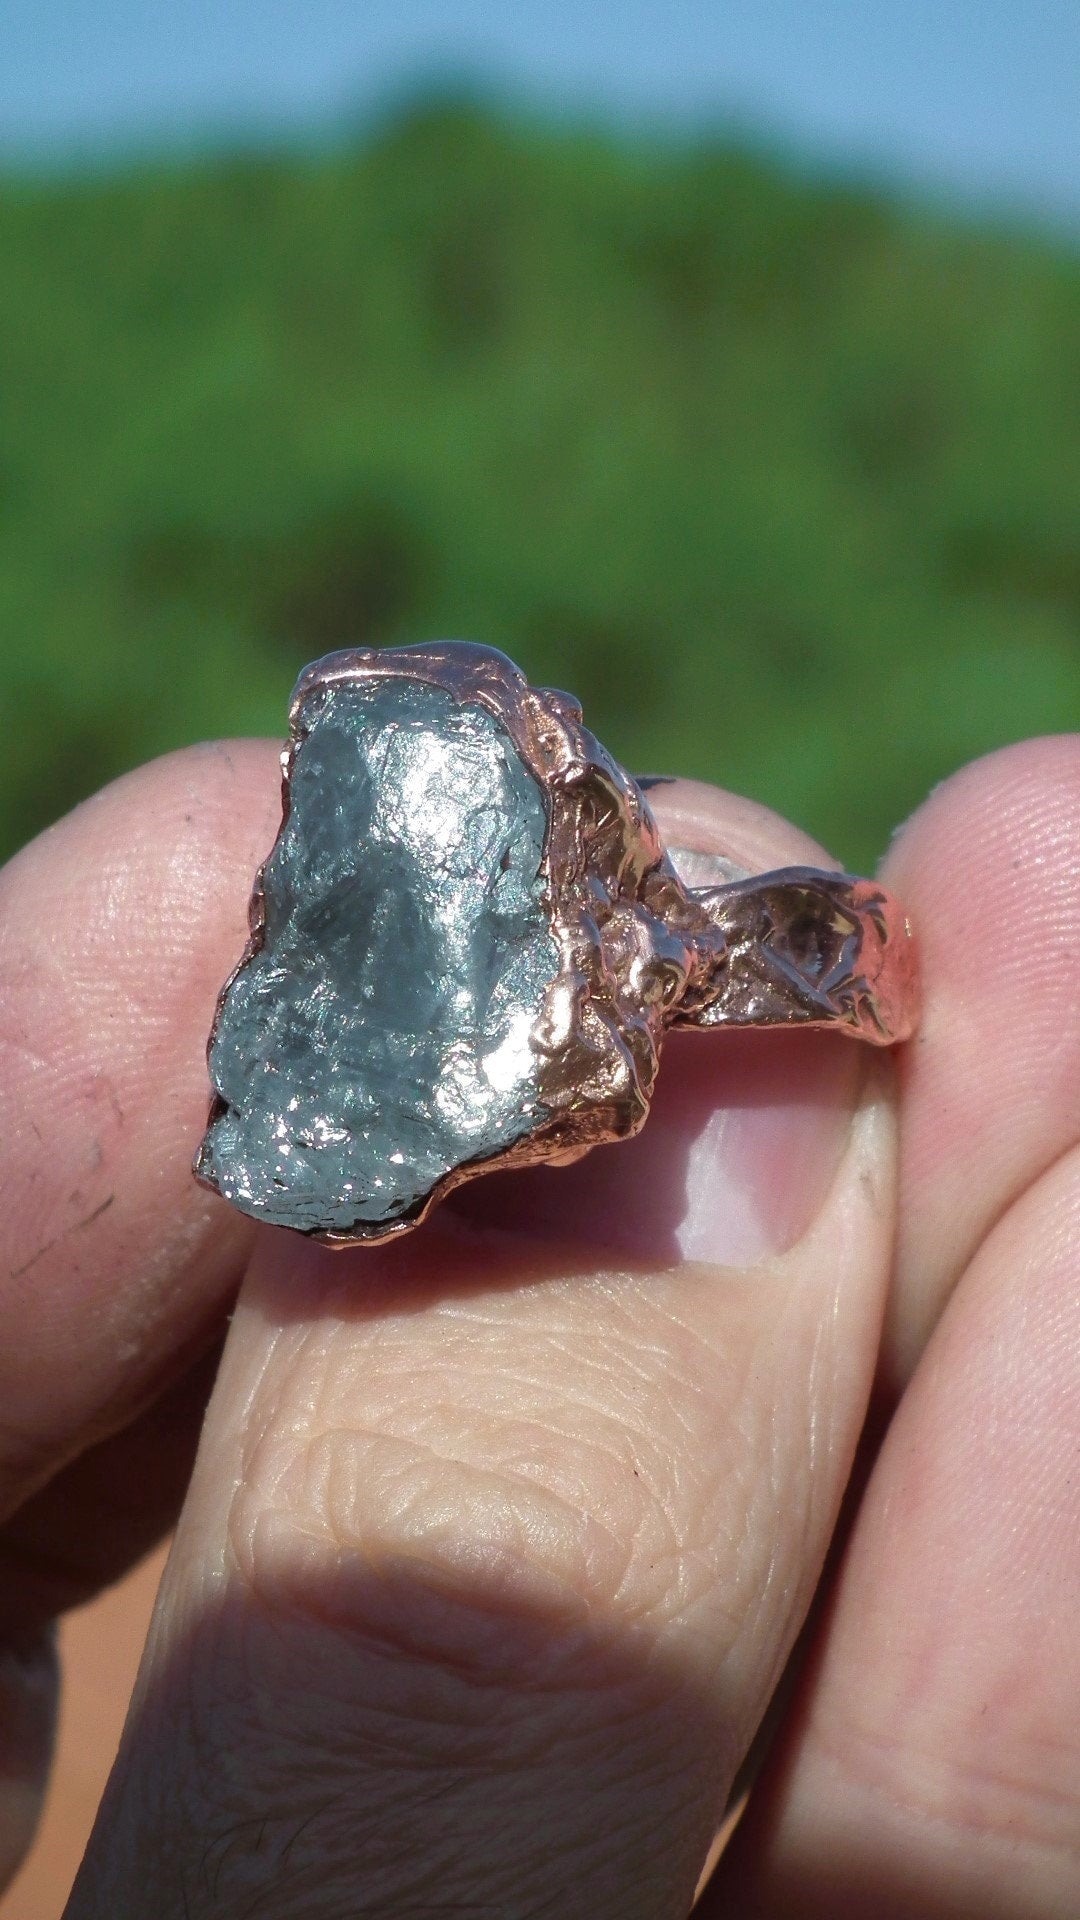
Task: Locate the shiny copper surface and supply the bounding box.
[199,643,918,1242]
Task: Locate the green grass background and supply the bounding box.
[2,101,1077,870]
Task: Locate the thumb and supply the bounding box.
[66,784,898,1920]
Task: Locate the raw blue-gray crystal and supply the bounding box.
[199,677,557,1232]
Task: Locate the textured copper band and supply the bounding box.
[197,642,918,1242]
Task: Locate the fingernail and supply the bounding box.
[446,1027,861,1268]
[667,1030,861,1265]
[667,845,750,887]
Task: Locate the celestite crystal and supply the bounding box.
[197,677,557,1233]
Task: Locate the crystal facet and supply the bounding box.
[197,676,557,1233]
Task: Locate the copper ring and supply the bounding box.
[196,643,917,1243]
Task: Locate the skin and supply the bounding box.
[0,732,1076,1918]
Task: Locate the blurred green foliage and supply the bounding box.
[1,100,1077,868]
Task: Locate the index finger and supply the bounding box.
[0,740,281,1518]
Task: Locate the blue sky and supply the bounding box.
[1,1,1077,227]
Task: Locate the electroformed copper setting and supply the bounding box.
[196,643,917,1243]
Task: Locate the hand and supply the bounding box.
[1,733,1076,1919]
